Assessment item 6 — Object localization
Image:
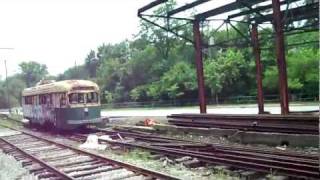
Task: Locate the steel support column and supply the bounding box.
[272,0,289,115]
[251,24,264,114]
[193,20,206,113]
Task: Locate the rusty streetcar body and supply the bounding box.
[22,80,102,130]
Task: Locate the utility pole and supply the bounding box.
[1,48,14,113]
[4,60,10,112]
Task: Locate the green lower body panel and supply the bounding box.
[55,106,102,129]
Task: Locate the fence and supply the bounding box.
[101,94,318,109]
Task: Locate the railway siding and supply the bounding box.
[71,127,319,179]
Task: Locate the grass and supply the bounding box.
[0,151,37,180]
[0,117,22,129]
[95,148,239,180]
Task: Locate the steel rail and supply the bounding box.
[95,137,320,178]
[92,128,318,160]
[76,128,320,178]
[0,138,74,180]
[167,113,319,134]
[0,124,180,180]
[90,129,319,164]
[168,120,318,134]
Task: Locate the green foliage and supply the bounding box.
[263,66,279,93]
[287,48,319,94]
[19,61,48,87]
[0,75,26,108]
[57,65,90,81]
[160,62,197,99]
[205,49,246,100]
[263,48,319,96]
[130,62,197,101]
[85,50,98,78]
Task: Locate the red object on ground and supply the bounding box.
[144,118,156,126]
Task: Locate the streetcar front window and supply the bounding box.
[86,92,98,103]
[69,92,98,104]
[69,93,85,104]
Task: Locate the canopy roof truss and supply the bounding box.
[138,0,319,114]
[138,0,319,47]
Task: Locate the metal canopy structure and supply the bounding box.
[138,0,319,114]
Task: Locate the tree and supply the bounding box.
[57,65,89,81]
[204,49,246,103]
[287,48,320,95]
[19,61,48,87]
[159,62,197,99]
[0,75,26,108]
[84,50,98,78]
[263,48,319,97]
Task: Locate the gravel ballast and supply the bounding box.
[0,151,37,180]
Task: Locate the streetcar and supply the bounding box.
[22,80,102,130]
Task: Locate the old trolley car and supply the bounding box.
[22,80,102,130]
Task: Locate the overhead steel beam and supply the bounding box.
[138,0,168,15]
[140,14,193,21]
[228,0,301,19]
[272,0,289,115]
[227,21,251,43]
[139,16,194,44]
[193,20,207,113]
[167,0,210,17]
[252,2,319,24]
[195,0,268,21]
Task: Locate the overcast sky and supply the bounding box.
[0,0,238,80]
[0,0,152,79]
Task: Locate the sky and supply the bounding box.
[0,0,150,79]
[0,0,239,80]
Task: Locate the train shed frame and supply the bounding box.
[138,0,319,114]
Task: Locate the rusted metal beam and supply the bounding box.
[139,16,194,44]
[137,0,168,15]
[228,0,301,19]
[227,21,251,43]
[195,0,268,20]
[252,2,319,24]
[272,0,289,115]
[193,20,207,113]
[167,0,210,17]
[251,24,264,114]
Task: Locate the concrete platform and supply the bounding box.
[153,124,318,147]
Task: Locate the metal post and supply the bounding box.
[251,24,264,114]
[272,0,289,115]
[193,20,206,113]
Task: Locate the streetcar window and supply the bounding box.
[68,93,85,104]
[86,92,98,103]
[24,96,33,105]
[48,94,52,105]
[60,94,66,106]
[39,95,47,104]
[78,93,84,103]
[69,93,78,104]
[39,94,52,105]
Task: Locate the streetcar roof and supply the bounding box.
[22,80,99,96]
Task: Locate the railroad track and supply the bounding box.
[1,117,319,179]
[168,113,319,134]
[69,128,319,179]
[0,125,178,180]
